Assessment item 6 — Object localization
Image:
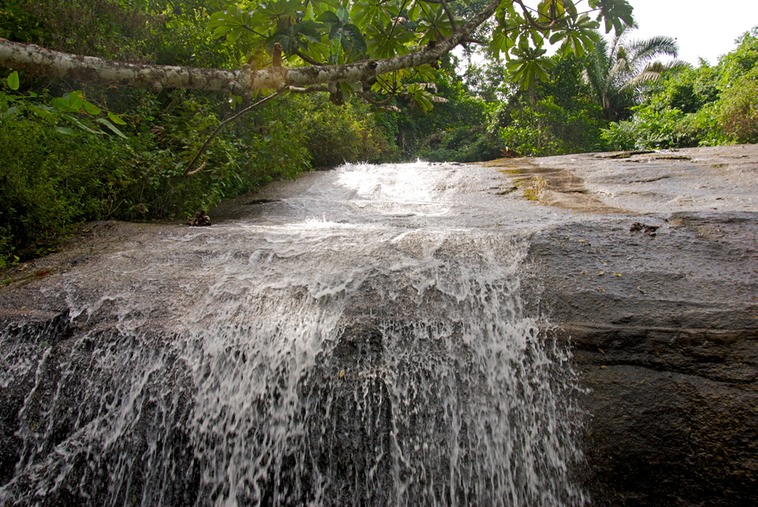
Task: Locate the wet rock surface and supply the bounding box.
[527,214,756,505]
[1,145,756,505]
[492,146,756,505]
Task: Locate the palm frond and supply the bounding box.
[622,70,663,90]
[584,25,684,121]
[584,38,610,97]
[629,36,679,63]
[621,60,692,91]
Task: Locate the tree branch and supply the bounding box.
[293,48,325,66]
[0,0,502,93]
[183,87,289,176]
[513,0,553,31]
[288,84,330,93]
[439,0,458,31]
[0,37,246,93]
[421,0,457,31]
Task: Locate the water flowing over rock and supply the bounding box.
[1,163,587,506]
[1,145,756,506]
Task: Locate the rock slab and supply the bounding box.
[1,145,756,505]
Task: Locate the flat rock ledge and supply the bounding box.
[1,145,756,506]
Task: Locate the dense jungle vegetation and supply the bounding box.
[0,1,755,267]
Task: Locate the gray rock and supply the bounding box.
[0,145,755,505]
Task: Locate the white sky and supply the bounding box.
[626,0,758,65]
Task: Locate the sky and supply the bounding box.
[625,0,758,65]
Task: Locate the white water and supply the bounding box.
[0,162,586,506]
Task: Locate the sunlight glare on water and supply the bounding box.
[0,162,587,506]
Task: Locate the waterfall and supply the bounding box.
[0,162,586,506]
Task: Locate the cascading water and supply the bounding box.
[0,162,587,506]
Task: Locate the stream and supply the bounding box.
[1,162,589,506]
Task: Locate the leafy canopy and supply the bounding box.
[207,0,634,92]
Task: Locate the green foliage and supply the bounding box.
[201,0,633,106]
[496,95,605,156]
[489,55,606,156]
[419,125,502,162]
[6,71,20,90]
[0,109,125,262]
[506,43,555,90]
[654,66,718,113]
[490,0,631,90]
[584,26,683,121]
[0,80,314,263]
[0,0,638,266]
[295,94,396,167]
[2,0,237,68]
[716,31,758,143]
[601,27,758,149]
[391,61,504,162]
[597,118,635,150]
[0,225,14,268]
[0,70,400,264]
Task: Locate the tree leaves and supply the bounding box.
[489,1,635,91]
[203,0,637,98]
[209,6,265,46]
[366,20,416,58]
[507,54,555,90]
[588,0,634,35]
[585,27,683,121]
[549,15,600,58]
[45,90,129,138]
[405,83,435,112]
[0,0,640,106]
[97,118,127,139]
[7,71,19,91]
[50,90,86,113]
[417,5,454,46]
[537,0,569,25]
[351,0,392,29]
[318,8,368,63]
[108,111,126,125]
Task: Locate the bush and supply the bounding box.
[0,77,408,265]
[0,225,13,268]
[0,1,407,266]
[718,67,758,143]
[0,115,118,260]
[599,120,637,151]
[0,85,317,264]
[495,96,605,156]
[296,95,396,167]
[602,27,758,149]
[418,126,502,162]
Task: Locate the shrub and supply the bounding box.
[418,126,503,162]
[718,67,758,143]
[296,95,397,167]
[0,86,316,263]
[599,120,637,151]
[601,27,757,149]
[495,96,605,156]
